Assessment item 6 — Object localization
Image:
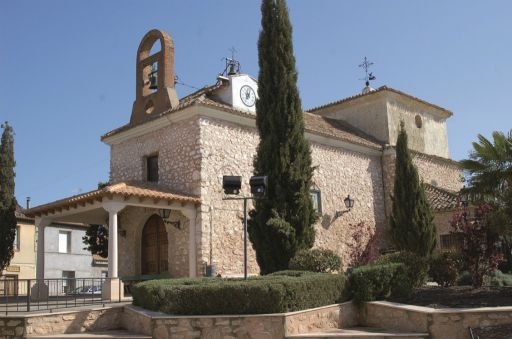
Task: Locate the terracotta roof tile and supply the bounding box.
[27,182,200,217]
[424,183,458,211]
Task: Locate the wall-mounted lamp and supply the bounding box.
[335,195,355,218]
[159,209,181,230]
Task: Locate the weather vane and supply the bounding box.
[358,56,376,86]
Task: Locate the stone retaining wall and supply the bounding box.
[0,305,124,339]
[0,318,24,339]
[363,301,512,339]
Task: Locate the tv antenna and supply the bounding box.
[358,56,376,86]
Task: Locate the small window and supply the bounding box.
[13,226,20,251]
[440,233,463,250]
[415,115,423,128]
[147,155,159,182]
[58,231,71,253]
[310,190,322,214]
[101,271,108,279]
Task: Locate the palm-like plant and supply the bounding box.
[460,130,512,201]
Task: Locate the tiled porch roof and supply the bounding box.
[27,182,201,217]
[424,183,459,211]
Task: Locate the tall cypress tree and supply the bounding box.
[0,122,17,272]
[390,121,436,256]
[248,0,317,274]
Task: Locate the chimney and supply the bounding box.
[26,196,31,209]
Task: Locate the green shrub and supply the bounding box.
[289,248,342,273]
[429,251,463,287]
[484,270,512,287]
[131,272,347,315]
[373,251,428,288]
[348,263,403,304]
[457,271,472,286]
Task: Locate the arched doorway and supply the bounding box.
[141,214,169,275]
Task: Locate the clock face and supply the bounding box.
[240,85,256,107]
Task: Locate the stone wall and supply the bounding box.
[412,152,463,192]
[284,302,358,336]
[118,206,190,278]
[363,301,512,339]
[23,306,122,337]
[0,318,24,338]
[198,116,387,275]
[110,116,202,197]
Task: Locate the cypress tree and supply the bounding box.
[390,121,436,256]
[0,122,17,272]
[248,0,317,274]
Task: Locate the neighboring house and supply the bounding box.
[44,223,108,281]
[1,205,36,285]
[27,30,463,295]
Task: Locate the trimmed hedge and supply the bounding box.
[348,263,405,304]
[373,251,429,288]
[289,248,342,273]
[131,271,347,315]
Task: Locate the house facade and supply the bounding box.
[27,29,462,299]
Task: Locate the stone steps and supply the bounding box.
[286,326,429,339]
[26,330,151,339]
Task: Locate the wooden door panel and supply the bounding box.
[141,215,169,275]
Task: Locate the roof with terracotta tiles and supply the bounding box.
[424,183,459,211]
[307,86,453,118]
[102,82,383,150]
[27,182,201,217]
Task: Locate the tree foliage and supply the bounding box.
[82,224,108,258]
[0,122,17,272]
[390,121,436,256]
[460,130,512,201]
[451,203,503,287]
[248,0,317,274]
[459,130,512,272]
[82,182,110,257]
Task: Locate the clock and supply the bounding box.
[240,85,256,107]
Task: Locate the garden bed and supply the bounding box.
[390,286,512,308]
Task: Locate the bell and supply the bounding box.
[148,64,158,90]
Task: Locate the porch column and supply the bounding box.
[31,217,51,301]
[182,207,197,278]
[102,201,125,301]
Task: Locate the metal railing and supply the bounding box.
[0,277,123,314]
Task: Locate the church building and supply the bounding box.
[28,29,462,299]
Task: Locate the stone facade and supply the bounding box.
[109,104,462,276]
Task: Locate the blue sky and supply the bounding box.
[1,1,511,206]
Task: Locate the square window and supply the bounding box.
[146,155,159,182]
[310,190,322,214]
[58,231,71,253]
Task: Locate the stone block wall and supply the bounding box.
[0,318,24,338]
[110,117,202,196]
[198,116,387,274]
[118,206,190,278]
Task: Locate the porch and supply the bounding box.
[26,182,201,302]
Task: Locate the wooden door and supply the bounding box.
[141,215,169,275]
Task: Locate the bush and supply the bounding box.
[429,251,463,287]
[289,248,342,273]
[457,271,472,286]
[131,272,347,315]
[348,263,404,304]
[484,270,512,287]
[373,251,428,288]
